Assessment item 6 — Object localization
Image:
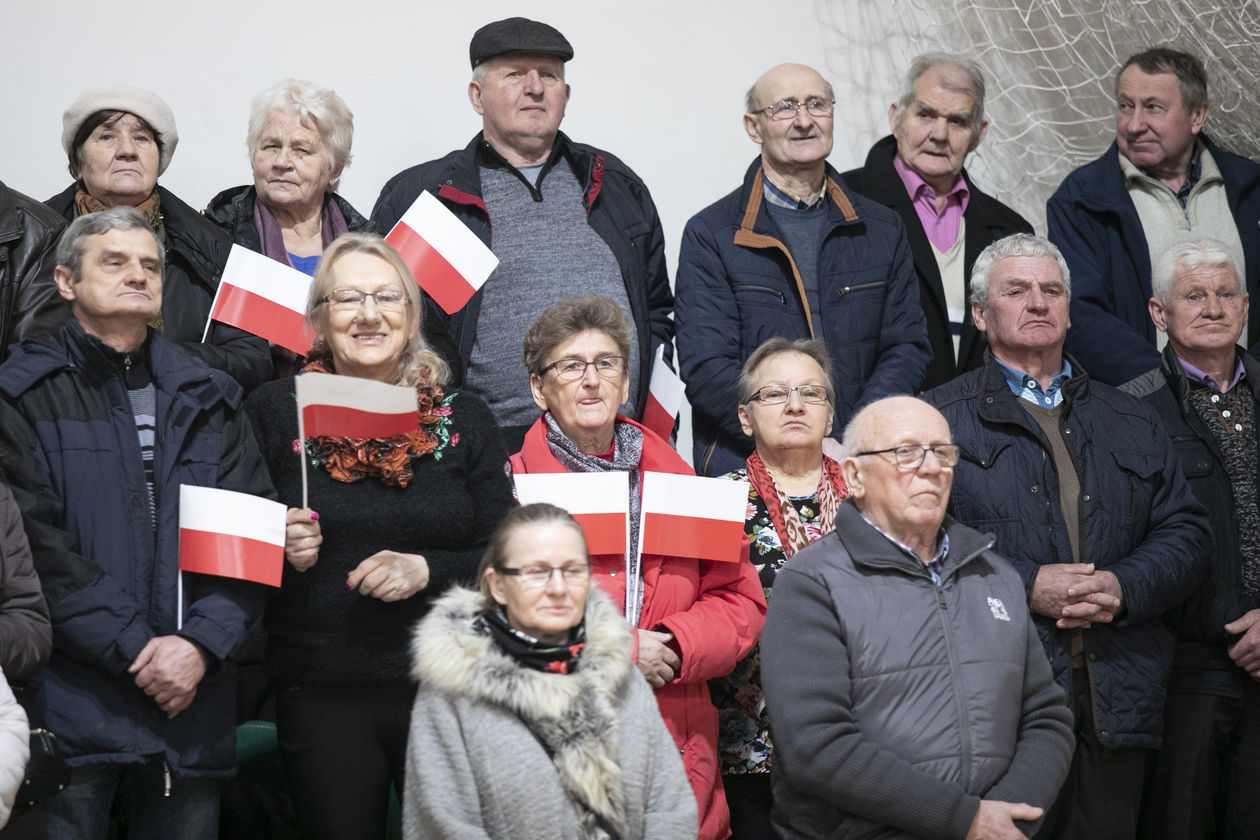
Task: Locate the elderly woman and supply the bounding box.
[709,337,849,840]
[47,84,271,390]
[509,293,766,840]
[244,232,514,840]
[405,503,697,840]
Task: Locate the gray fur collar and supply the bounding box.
[412,586,633,838]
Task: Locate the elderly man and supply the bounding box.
[926,233,1211,840]
[1120,239,1260,839]
[842,54,1033,390]
[0,180,66,359]
[1047,47,1260,385]
[0,207,273,840]
[675,63,930,476]
[761,395,1073,840]
[371,17,672,451]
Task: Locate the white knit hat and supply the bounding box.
[62,85,179,176]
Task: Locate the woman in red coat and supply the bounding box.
[510,294,766,840]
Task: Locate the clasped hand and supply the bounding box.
[1030,563,1123,629]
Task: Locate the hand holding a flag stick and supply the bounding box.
[285,508,323,572]
[128,635,207,719]
[636,628,681,688]
[346,550,430,602]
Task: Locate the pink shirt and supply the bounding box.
[893,155,970,252]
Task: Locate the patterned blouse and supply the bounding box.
[709,468,826,774]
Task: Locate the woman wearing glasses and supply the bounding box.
[509,294,766,840]
[404,503,697,839]
[244,232,515,840]
[709,337,849,839]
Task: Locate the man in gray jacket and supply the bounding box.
[761,396,1073,840]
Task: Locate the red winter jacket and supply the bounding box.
[511,415,766,840]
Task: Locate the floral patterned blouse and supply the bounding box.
[709,468,826,774]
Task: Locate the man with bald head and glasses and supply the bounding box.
[761,395,1073,840]
[926,233,1212,840]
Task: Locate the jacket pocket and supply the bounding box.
[734,284,787,305]
[835,279,889,297]
[1111,448,1163,527]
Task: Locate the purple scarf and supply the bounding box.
[252,192,349,267]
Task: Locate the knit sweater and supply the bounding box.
[244,377,516,686]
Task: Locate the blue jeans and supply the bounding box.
[45,757,219,840]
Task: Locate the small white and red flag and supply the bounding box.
[384,191,499,315]
[641,346,685,441]
[178,485,286,587]
[295,372,419,440]
[207,245,312,355]
[639,472,749,563]
[513,471,630,556]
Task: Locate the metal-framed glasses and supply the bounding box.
[318,288,409,312]
[746,384,831,405]
[757,97,836,121]
[855,444,961,471]
[496,564,591,588]
[543,356,626,382]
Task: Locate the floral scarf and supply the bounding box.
[299,358,453,487]
[743,451,848,558]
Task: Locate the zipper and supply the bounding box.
[837,280,889,296]
[733,284,787,304]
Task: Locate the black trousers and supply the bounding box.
[275,682,414,840]
[1038,667,1149,840]
[724,773,782,840]
[1138,682,1260,840]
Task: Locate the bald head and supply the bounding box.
[745,63,834,114]
[842,396,949,457]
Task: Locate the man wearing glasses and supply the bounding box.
[926,233,1211,840]
[762,395,1074,840]
[675,63,930,476]
[842,54,1033,391]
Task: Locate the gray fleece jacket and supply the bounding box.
[761,502,1074,839]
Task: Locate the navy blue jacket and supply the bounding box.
[676,158,930,476]
[370,132,674,425]
[1121,345,1260,698]
[1046,137,1260,385]
[926,353,1211,749]
[0,321,273,777]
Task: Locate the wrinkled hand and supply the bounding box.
[347,551,429,602]
[1030,564,1122,629]
[285,508,322,572]
[636,629,680,688]
[1225,609,1260,679]
[965,800,1043,840]
[128,636,207,719]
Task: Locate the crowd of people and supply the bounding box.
[0,12,1256,840]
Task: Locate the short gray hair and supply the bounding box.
[737,337,833,403]
[1152,238,1242,304]
[246,79,354,178]
[970,233,1071,307]
[894,53,987,133]
[57,207,164,281]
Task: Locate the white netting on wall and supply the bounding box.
[820,0,1260,232]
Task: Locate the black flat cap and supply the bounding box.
[469,17,574,68]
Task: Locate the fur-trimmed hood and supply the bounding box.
[411,586,633,838]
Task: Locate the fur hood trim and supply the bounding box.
[411,586,633,837]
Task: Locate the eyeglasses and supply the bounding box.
[542,356,626,382]
[746,385,831,405]
[855,444,961,471]
[318,288,409,312]
[755,97,836,121]
[496,564,591,588]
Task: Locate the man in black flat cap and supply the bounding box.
[372,17,673,452]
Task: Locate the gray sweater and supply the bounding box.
[404,586,697,840]
[761,502,1074,840]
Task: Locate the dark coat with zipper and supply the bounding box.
[841,135,1033,390]
[675,157,930,475]
[0,181,65,362]
[926,352,1212,749]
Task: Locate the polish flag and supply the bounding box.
[640,472,749,563]
[513,471,629,556]
[208,245,312,355]
[178,485,286,587]
[295,372,419,439]
[640,347,685,441]
[384,191,499,315]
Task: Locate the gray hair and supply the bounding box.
[471,55,567,85]
[1152,238,1242,304]
[745,73,836,114]
[1118,47,1209,114]
[969,233,1071,307]
[893,53,987,133]
[57,207,164,281]
[246,79,354,179]
[737,337,834,404]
